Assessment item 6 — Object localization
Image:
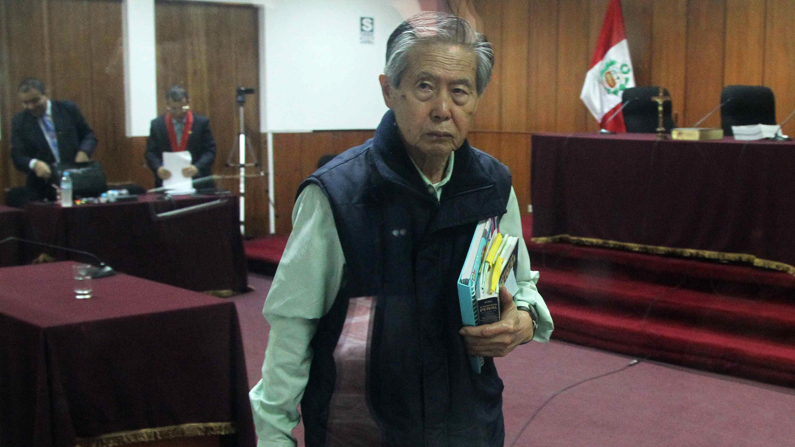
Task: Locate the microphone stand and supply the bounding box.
[225,87,262,236]
[0,236,116,279]
[770,106,795,141]
[599,99,635,134]
[691,98,732,129]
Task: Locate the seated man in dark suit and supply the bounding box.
[145,86,217,189]
[8,78,97,207]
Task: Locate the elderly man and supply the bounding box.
[9,78,97,206]
[249,12,552,447]
[145,86,216,188]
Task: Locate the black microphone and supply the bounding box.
[690,98,733,128]
[599,99,635,134]
[0,236,116,279]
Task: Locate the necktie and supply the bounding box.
[174,120,184,146]
[42,115,60,163]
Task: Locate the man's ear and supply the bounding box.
[379,74,393,108]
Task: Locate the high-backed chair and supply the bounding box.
[621,86,675,133]
[720,85,776,136]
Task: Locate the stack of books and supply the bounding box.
[457,217,519,373]
[731,124,785,141]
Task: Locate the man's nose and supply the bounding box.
[431,92,452,121]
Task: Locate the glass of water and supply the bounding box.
[73,263,93,299]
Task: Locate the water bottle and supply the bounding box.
[60,172,73,207]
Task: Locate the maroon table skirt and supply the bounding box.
[24,194,247,294]
[531,133,795,273]
[0,262,255,447]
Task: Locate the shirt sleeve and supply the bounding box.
[498,187,554,342]
[249,184,345,446]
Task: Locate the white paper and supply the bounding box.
[732,124,786,141]
[163,152,195,194]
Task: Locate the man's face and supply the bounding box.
[19,89,48,117]
[167,98,190,120]
[380,44,480,161]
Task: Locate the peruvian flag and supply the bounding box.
[580,0,635,133]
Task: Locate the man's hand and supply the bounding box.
[459,286,535,358]
[33,160,52,179]
[75,151,90,162]
[157,167,172,180]
[182,165,198,178]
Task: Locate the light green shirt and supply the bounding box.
[249,152,553,446]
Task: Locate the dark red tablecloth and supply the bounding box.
[0,262,255,447]
[24,194,247,293]
[0,205,26,267]
[531,133,795,273]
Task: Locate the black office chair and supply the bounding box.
[720,85,776,136]
[621,86,675,133]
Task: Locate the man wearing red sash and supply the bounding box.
[145,86,217,188]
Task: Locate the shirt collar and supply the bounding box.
[43,100,52,119]
[409,151,455,200]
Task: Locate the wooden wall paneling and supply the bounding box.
[684,0,725,128]
[49,0,93,118]
[184,6,210,114]
[88,0,128,184]
[499,133,531,214]
[499,0,529,132]
[555,0,590,132]
[623,0,654,89]
[764,0,795,136]
[1,0,49,191]
[467,131,530,212]
[300,133,334,182]
[270,130,374,235]
[7,0,51,89]
[272,133,303,235]
[585,0,611,133]
[201,2,238,197]
[470,0,502,131]
[155,3,188,104]
[156,2,263,235]
[129,137,154,190]
[230,4,266,236]
[467,131,502,161]
[724,0,766,86]
[0,0,15,193]
[526,0,559,132]
[650,0,687,125]
[331,130,373,154]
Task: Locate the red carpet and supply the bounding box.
[244,216,795,388]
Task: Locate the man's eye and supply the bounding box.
[418,82,432,91]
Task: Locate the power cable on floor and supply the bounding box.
[507,358,641,447]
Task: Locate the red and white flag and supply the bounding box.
[580,0,635,133]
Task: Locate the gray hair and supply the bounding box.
[166,85,189,102]
[19,78,47,95]
[385,12,494,96]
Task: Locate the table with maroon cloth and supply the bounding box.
[24,194,247,294]
[531,133,795,273]
[0,205,26,266]
[0,262,255,447]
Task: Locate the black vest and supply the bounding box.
[299,111,513,447]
